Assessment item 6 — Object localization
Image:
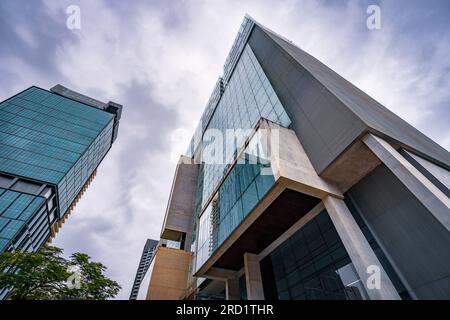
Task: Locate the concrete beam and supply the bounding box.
[265,120,343,199]
[321,140,382,192]
[226,278,240,300]
[243,253,265,300]
[160,155,199,241]
[363,133,450,232]
[203,267,239,280]
[323,195,400,300]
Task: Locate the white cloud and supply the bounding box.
[14,24,38,49]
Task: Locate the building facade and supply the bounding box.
[129,239,158,300]
[147,16,450,300]
[0,85,122,257]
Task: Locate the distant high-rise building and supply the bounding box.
[0,85,122,256]
[145,16,450,300]
[129,239,158,300]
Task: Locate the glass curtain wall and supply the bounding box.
[194,44,291,271]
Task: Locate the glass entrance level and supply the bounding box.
[260,210,368,300]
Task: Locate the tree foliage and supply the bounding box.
[0,245,120,300]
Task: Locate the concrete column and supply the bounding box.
[225,278,240,300]
[243,253,265,300]
[323,195,400,300]
[363,133,450,232]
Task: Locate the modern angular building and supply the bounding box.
[129,239,158,300]
[0,85,122,257]
[146,16,450,300]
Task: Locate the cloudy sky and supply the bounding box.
[0,0,449,299]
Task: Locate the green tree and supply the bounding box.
[0,245,120,300]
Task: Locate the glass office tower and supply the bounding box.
[0,85,122,255]
[147,16,450,300]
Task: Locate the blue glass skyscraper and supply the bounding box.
[0,85,122,254]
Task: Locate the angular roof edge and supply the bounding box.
[251,20,450,169]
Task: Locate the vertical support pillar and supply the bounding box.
[363,133,450,231]
[323,195,401,300]
[225,278,240,300]
[243,253,265,300]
